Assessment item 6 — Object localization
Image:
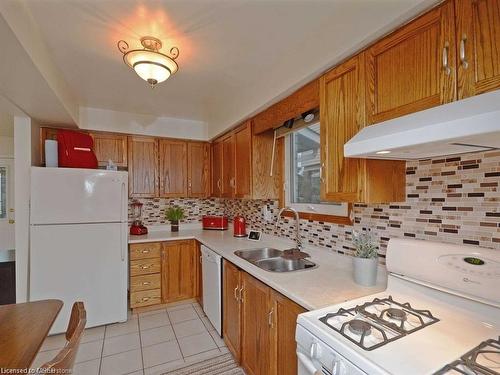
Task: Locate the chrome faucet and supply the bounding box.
[275,206,309,259]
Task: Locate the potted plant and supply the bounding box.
[352,229,379,286]
[165,206,184,232]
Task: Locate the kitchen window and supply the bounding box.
[283,117,349,218]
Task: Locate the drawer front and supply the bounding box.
[130,258,161,276]
[130,274,161,292]
[129,242,161,260]
[130,289,161,308]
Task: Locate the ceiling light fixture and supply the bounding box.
[117,36,179,88]
[376,150,391,154]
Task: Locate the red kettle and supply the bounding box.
[233,216,247,237]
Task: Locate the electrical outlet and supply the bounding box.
[261,205,273,222]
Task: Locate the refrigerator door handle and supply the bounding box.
[121,182,127,222]
[120,223,125,261]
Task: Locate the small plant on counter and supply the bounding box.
[352,229,379,287]
[165,206,184,232]
[352,229,378,258]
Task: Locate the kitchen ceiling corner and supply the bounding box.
[3,0,437,138]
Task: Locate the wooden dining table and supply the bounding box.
[0,299,63,369]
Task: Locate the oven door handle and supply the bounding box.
[297,351,321,375]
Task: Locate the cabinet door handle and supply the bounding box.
[459,34,468,69]
[141,265,150,269]
[217,179,221,191]
[238,287,244,303]
[268,308,274,328]
[141,249,150,254]
[442,42,451,75]
[234,286,239,301]
[142,281,151,286]
[141,297,150,302]
[320,162,325,184]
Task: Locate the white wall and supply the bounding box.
[0,136,14,157]
[14,116,32,302]
[79,107,208,140]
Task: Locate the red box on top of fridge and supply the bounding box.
[57,129,98,169]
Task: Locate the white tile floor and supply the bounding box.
[32,301,229,375]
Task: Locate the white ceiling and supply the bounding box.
[4,0,437,138]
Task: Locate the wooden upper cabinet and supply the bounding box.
[91,133,127,167]
[161,240,196,303]
[320,54,365,202]
[234,121,252,198]
[221,133,235,198]
[223,260,242,362]
[128,136,158,198]
[211,140,223,197]
[365,1,456,124]
[241,272,272,375]
[270,290,306,375]
[455,0,500,99]
[320,53,406,203]
[158,139,188,198]
[187,142,210,198]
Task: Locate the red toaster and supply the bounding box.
[202,216,228,230]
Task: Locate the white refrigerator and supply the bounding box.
[30,167,128,334]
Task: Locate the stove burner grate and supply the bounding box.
[434,337,500,375]
[319,295,440,351]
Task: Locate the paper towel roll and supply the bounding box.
[45,139,58,167]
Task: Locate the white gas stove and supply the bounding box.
[296,238,500,375]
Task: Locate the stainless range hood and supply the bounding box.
[344,90,500,160]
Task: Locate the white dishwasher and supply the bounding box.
[201,245,222,335]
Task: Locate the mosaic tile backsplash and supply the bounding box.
[131,150,499,263]
[128,198,222,225]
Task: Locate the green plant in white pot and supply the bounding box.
[165,206,184,232]
[352,229,379,286]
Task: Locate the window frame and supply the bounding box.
[283,125,352,224]
[0,160,12,222]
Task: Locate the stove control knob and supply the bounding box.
[309,341,321,359]
[332,358,347,375]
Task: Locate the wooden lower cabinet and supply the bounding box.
[223,260,305,375]
[161,240,197,303]
[223,261,242,362]
[270,290,306,375]
[241,272,272,375]
[129,242,162,309]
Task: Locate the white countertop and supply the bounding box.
[129,224,387,311]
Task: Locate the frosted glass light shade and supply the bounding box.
[123,49,178,86]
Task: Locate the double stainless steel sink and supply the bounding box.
[234,248,316,272]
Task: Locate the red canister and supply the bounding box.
[233,216,247,237]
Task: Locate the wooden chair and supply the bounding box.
[39,302,87,372]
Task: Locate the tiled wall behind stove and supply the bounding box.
[222,150,500,263]
[128,198,223,225]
